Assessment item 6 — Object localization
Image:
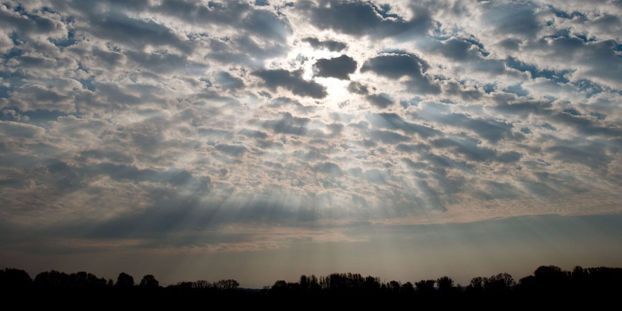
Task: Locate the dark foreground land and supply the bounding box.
[1,265,621,308]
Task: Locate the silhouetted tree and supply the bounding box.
[2,265,622,307]
[401,282,415,294]
[299,275,320,290]
[139,274,159,289]
[34,270,70,289]
[214,279,239,290]
[115,272,134,289]
[387,280,401,292]
[0,268,32,289]
[437,276,454,292]
[364,276,381,290]
[415,279,436,295]
[467,276,485,292]
[484,273,514,294]
[193,280,212,289]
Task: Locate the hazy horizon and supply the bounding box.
[4,213,622,288]
[1,0,621,288]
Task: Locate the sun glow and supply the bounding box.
[315,77,351,106]
[282,42,354,109]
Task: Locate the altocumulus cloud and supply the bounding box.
[0,0,621,256]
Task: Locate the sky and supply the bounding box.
[0,0,621,287]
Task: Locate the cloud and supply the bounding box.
[313,55,357,80]
[216,71,245,90]
[241,9,292,41]
[313,162,343,176]
[547,143,611,170]
[431,137,522,163]
[0,120,45,138]
[254,69,327,98]
[303,0,432,38]
[367,112,441,138]
[262,112,310,135]
[420,109,518,143]
[366,93,394,108]
[422,36,508,75]
[0,3,64,35]
[369,129,410,144]
[361,51,440,94]
[88,12,192,53]
[125,50,206,74]
[536,35,622,87]
[215,144,247,157]
[482,2,541,38]
[302,37,347,51]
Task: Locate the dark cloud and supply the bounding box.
[88,12,192,53]
[431,137,522,163]
[367,93,394,108]
[431,112,517,143]
[0,121,44,138]
[262,112,310,135]
[493,97,554,116]
[313,55,357,80]
[215,144,247,157]
[367,113,441,138]
[239,129,269,140]
[206,35,289,65]
[497,38,522,50]
[313,162,343,176]
[241,9,292,41]
[216,71,244,90]
[475,181,521,201]
[0,3,62,34]
[153,0,250,25]
[361,51,440,94]
[254,69,327,98]
[542,36,622,86]
[423,36,507,74]
[369,129,410,144]
[303,0,432,38]
[550,110,622,138]
[270,97,316,113]
[362,51,429,79]
[302,37,347,51]
[547,143,611,170]
[506,57,571,83]
[198,128,234,140]
[348,81,369,95]
[154,1,292,66]
[125,50,206,74]
[483,2,541,38]
[493,97,622,139]
[90,163,211,191]
[157,0,291,40]
[396,143,429,154]
[430,37,489,61]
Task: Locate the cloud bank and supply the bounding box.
[0,0,621,256]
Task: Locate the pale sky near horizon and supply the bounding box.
[0,0,621,287]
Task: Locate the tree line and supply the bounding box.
[1,265,621,306]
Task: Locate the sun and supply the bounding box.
[284,42,354,108]
[315,77,351,105]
